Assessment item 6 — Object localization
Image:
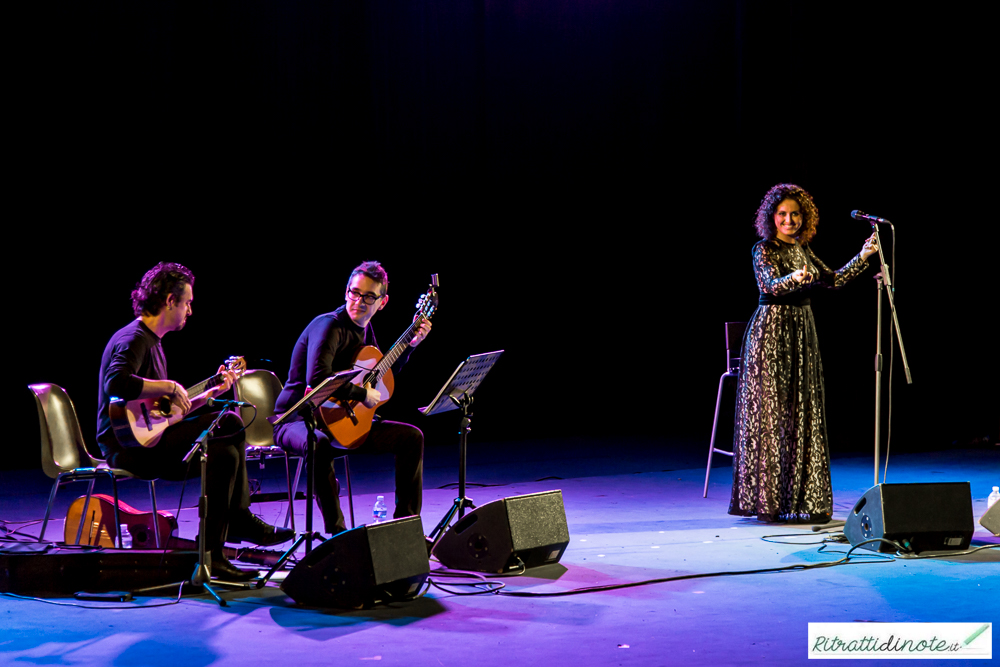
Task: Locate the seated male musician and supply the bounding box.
[272,260,431,535]
[96,262,293,581]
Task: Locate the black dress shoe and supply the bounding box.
[226,510,294,546]
[211,555,258,582]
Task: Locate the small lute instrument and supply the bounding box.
[109,356,246,448]
[318,277,439,449]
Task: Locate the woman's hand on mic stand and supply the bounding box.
[861,234,878,260]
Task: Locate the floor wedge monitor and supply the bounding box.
[844,482,974,553]
[433,490,570,573]
[282,516,428,608]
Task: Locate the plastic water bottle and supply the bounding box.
[372,495,388,524]
[988,486,1000,509]
[119,524,133,549]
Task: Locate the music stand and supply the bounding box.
[269,369,361,556]
[421,350,504,549]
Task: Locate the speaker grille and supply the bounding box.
[368,516,429,585]
[506,491,570,551]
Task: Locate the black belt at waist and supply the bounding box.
[759,294,811,306]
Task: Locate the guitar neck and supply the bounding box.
[370,317,422,383]
[363,281,436,387]
[186,372,226,399]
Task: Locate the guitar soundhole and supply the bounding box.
[132,525,149,546]
[155,397,172,416]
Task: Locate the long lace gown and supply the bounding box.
[728,238,868,519]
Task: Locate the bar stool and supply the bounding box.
[703,321,746,498]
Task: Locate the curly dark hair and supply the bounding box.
[131,262,195,317]
[347,260,389,296]
[753,183,819,243]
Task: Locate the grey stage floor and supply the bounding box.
[1,439,997,666]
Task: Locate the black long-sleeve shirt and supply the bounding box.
[96,319,167,456]
[273,305,413,418]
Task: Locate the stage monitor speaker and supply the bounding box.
[281,516,428,609]
[432,490,570,573]
[844,482,974,553]
[981,500,1000,536]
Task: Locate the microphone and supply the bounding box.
[851,210,891,224]
[207,397,254,408]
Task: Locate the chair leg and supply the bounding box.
[704,372,734,498]
[39,478,63,542]
[72,479,97,546]
[342,456,354,529]
[109,473,123,549]
[283,453,299,533]
[149,480,161,548]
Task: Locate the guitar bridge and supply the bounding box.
[140,403,153,431]
[344,401,359,426]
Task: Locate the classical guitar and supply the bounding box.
[65,493,176,549]
[109,356,246,448]
[318,277,439,449]
[64,494,283,565]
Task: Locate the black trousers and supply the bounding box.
[107,410,249,553]
[273,419,424,534]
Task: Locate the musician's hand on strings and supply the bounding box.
[362,386,382,408]
[792,264,813,284]
[860,233,878,260]
[409,316,432,347]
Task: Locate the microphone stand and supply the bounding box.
[870,221,913,487]
[181,408,234,607]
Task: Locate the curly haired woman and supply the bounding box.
[728,184,878,523]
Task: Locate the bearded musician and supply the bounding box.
[97,262,292,581]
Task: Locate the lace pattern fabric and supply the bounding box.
[729,239,868,518]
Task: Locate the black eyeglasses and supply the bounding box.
[347,289,383,305]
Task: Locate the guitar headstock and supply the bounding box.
[415,274,439,320]
[225,356,247,378]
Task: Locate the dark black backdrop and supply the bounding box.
[12,1,995,470]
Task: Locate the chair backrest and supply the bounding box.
[234,370,284,449]
[725,321,748,372]
[28,383,98,478]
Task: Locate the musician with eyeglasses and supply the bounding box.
[272,260,431,535]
